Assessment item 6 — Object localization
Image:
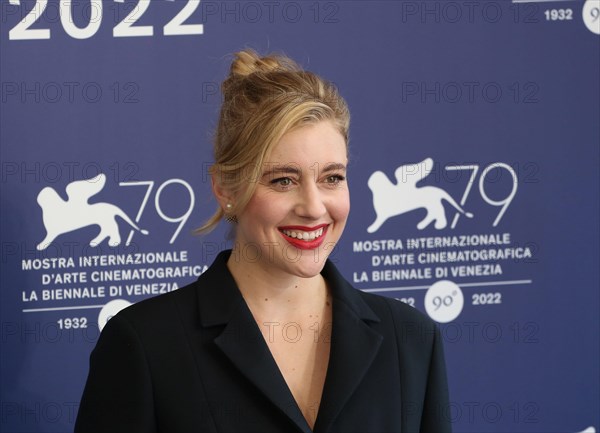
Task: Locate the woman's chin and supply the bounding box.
[281,251,330,278]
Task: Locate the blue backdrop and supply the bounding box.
[1,0,599,432]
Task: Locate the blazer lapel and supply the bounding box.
[197,252,312,433]
[196,251,384,433]
[313,261,384,433]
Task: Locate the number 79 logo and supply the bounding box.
[120,178,195,245]
[445,163,517,228]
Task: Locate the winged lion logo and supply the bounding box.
[36,174,148,250]
[367,158,473,233]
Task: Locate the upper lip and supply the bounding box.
[278,224,329,231]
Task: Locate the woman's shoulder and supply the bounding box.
[352,289,441,351]
[358,289,436,328]
[111,280,201,332]
[323,259,437,333]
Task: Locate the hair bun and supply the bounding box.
[230,49,299,77]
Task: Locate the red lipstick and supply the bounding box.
[278,224,329,250]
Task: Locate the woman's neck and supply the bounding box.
[226,250,330,318]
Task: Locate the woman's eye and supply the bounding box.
[271,177,292,188]
[325,174,346,184]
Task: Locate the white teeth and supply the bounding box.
[281,227,326,241]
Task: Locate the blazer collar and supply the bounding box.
[195,250,383,433]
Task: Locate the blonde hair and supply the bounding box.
[196,49,350,234]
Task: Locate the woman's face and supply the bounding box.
[234,120,350,279]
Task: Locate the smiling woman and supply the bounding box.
[75,50,452,433]
[223,121,350,281]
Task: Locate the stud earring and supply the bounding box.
[225,203,237,223]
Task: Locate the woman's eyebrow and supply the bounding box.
[261,162,346,179]
[321,162,347,173]
[261,165,302,179]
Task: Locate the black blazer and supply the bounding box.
[75,250,451,433]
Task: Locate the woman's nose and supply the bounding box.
[295,183,327,219]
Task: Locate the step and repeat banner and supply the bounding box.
[1,0,598,432]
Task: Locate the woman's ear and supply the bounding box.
[211,172,234,210]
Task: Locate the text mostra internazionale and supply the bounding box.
[22,250,189,270]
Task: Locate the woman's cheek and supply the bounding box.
[336,190,351,218]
